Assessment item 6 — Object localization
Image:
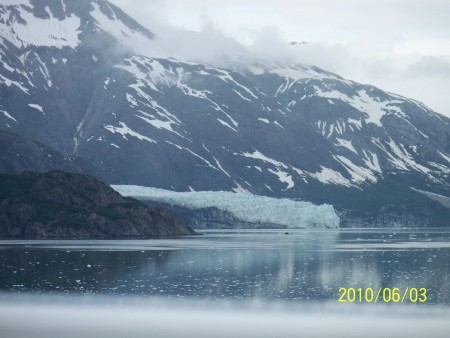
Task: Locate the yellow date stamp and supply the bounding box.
[338,287,427,303]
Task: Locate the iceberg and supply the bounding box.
[112,185,340,229]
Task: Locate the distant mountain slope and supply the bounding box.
[1,0,449,226]
[0,129,95,175]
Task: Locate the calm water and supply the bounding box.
[1,228,449,305]
[1,229,450,337]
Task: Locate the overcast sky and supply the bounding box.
[109,0,450,118]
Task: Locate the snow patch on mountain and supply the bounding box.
[137,115,175,133]
[335,155,378,183]
[371,137,437,182]
[268,169,295,190]
[412,188,450,209]
[347,118,363,130]
[28,104,44,114]
[314,86,405,126]
[232,89,252,101]
[362,150,382,173]
[104,122,156,143]
[0,109,17,122]
[215,69,258,99]
[0,59,15,73]
[0,2,81,48]
[242,149,288,169]
[1,1,29,4]
[115,57,169,92]
[271,65,339,81]
[386,139,430,175]
[217,119,238,132]
[308,166,352,187]
[112,185,340,229]
[165,141,218,171]
[439,151,450,165]
[0,73,29,93]
[335,137,357,154]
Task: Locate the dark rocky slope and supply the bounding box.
[0,130,97,175]
[0,170,194,238]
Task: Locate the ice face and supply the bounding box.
[112,185,340,229]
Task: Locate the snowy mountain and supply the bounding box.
[0,0,152,151]
[1,0,449,227]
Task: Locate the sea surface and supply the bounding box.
[1,228,450,337]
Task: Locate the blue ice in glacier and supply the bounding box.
[112,185,340,229]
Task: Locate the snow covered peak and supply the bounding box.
[242,58,343,82]
[0,0,153,49]
[269,64,342,81]
[290,40,307,47]
[0,0,81,48]
[89,1,153,47]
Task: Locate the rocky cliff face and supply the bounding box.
[0,170,194,238]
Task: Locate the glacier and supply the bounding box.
[112,185,340,229]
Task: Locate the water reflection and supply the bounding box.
[0,229,449,305]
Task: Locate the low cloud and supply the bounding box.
[140,21,247,64]
[407,56,450,78]
[109,0,450,118]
